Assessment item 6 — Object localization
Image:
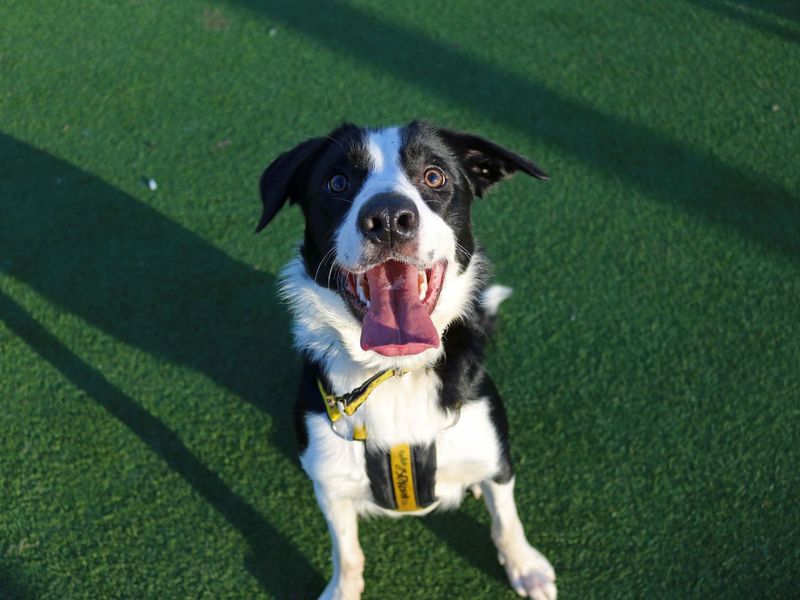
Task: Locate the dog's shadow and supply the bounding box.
[423,504,507,581]
[0,133,324,596]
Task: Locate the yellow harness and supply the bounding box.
[316,369,435,512]
[316,368,405,441]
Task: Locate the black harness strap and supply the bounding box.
[365,442,437,512]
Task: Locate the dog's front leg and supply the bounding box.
[480,477,557,600]
[314,483,365,600]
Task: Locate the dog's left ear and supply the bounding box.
[256,136,326,232]
[438,128,549,198]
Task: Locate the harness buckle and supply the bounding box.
[317,367,410,442]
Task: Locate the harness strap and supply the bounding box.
[365,441,438,512]
[316,368,438,511]
[389,443,419,511]
[316,368,407,434]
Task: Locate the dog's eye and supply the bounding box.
[423,167,446,189]
[327,174,348,193]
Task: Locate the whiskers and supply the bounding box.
[313,246,348,293]
[454,241,473,262]
[314,247,337,285]
[327,260,345,292]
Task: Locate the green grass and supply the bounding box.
[1,0,799,597]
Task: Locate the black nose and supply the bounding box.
[358,193,419,246]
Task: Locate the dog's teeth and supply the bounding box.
[357,273,370,305]
[418,270,427,301]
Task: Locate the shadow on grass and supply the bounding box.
[0,565,37,600]
[732,0,800,23]
[0,133,296,454]
[232,0,799,263]
[0,285,323,597]
[0,134,322,596]
[422,508,507,585]
[689,0,800,44]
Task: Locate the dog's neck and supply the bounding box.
[279,251,487,393]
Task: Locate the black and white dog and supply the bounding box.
[257,122,556,600]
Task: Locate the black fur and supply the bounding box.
[259,121,546,483]
[294,359,327,454]
[257,122,549,284]
[480,375,514,484]
[432,295,514,483]
[398,121,477,270]
[436,127,549,197]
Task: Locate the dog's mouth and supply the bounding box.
[339,260,447,356]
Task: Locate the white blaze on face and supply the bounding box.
[307,125,479,367]
[334,127,456,272]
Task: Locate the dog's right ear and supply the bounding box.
[256,137,326,232]
[437,128,549,198]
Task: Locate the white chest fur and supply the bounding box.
[300,368,503,516]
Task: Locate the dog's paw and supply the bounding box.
[497,543,557,600]
[318,575,364,600]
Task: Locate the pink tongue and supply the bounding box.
[360,261,439,356]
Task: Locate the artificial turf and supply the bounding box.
[1,0,799,598]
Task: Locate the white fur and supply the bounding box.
[300,394,504,515]
[482,284,513,316]
[283,125,482,374]
[279,251,484,376]
[481,478,557,599]
[335,127,457,275]
[315,483,365,600]
[303,387,558,599]
[433,398,506,509]
[285,125,556,599]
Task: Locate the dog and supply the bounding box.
[256,121,556,599]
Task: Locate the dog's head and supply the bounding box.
[258,122,547,366]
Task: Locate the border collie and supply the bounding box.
[257,122,556,600]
